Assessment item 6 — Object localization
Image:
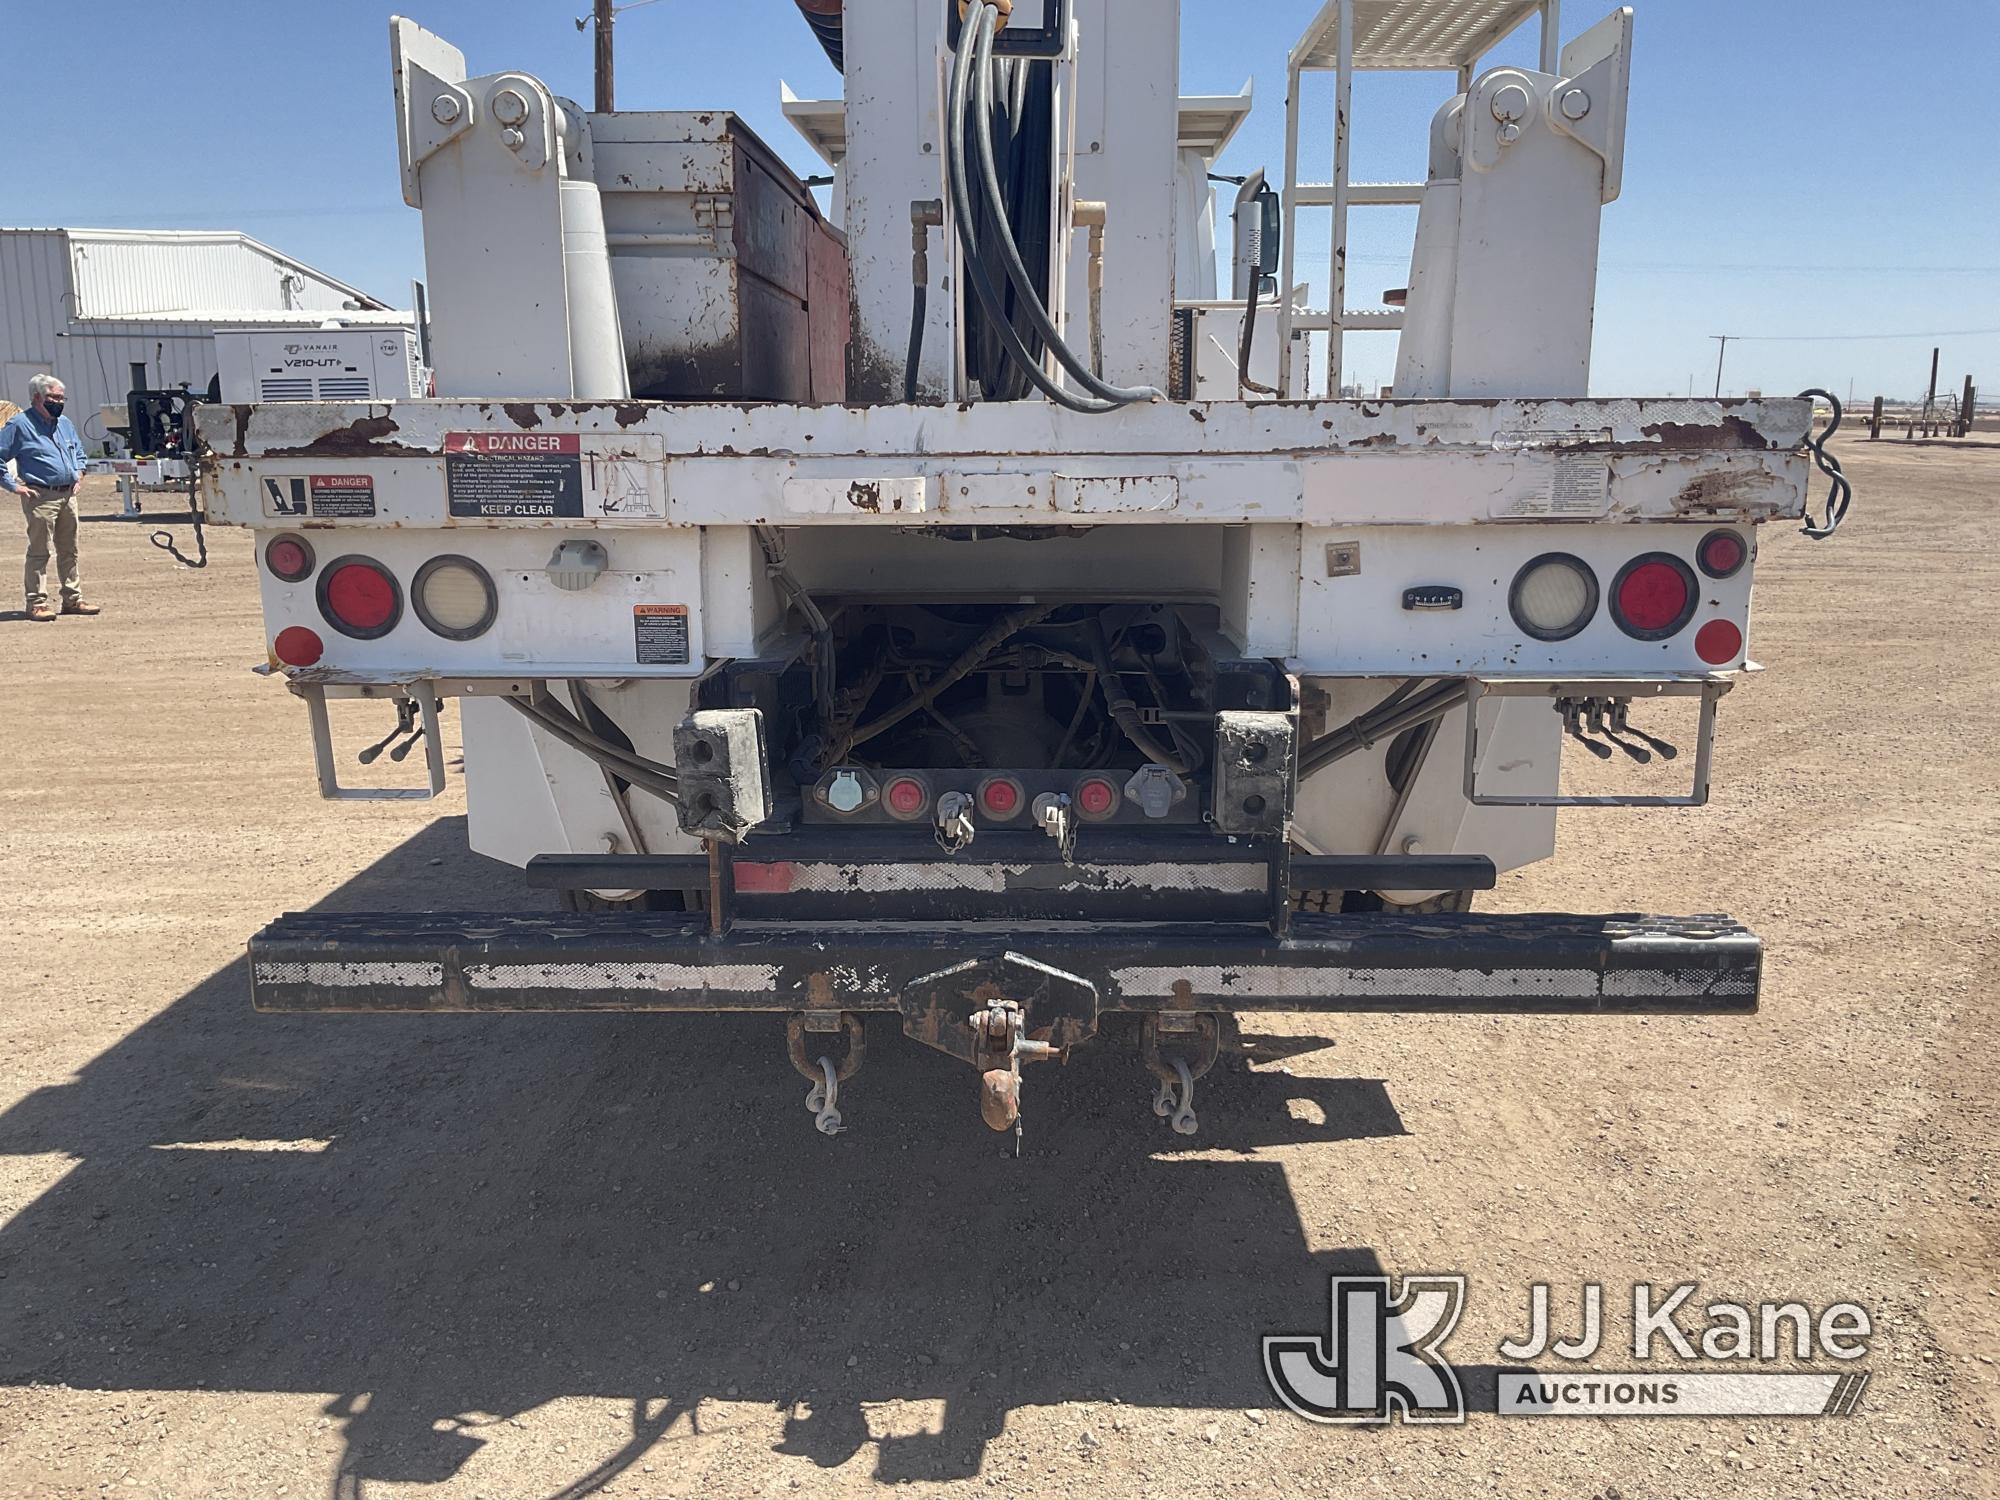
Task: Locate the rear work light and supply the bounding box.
[1610,553,1699,641]
[1697,529,1748,580]
[1509,553,1599,642]
[978,776,1025,821]
[317,556,402,640]
[272,626,324,667]
[883,775,931,821]
[412,555,498,641]
[264,533,315,583]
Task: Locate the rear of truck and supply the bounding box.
[198,0,1847,1140]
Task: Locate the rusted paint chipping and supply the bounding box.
[265,415,424,459]
[502,403,543,429]
[1643,416,1770,451]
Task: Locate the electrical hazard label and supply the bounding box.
[261,474,378,519]
[443,432,667,520]
[634,605,691,666]
[446,431,586,519]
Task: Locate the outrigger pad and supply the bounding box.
[246,911,1761,1016]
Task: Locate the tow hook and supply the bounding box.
[1141,1011,1221,1136]
[787,1009,866,1136]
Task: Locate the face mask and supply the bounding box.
[43,399,65,419]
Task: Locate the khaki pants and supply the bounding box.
[20,484,81,609]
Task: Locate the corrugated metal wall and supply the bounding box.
[66,230,370,318]
[2,229,406,454]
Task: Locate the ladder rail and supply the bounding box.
[1274,0,1564,400]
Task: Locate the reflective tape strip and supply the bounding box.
[751,863,1269,895]
[785,864,1012,894]
[1603,969,1756,997]
[1113,966,1604,999]
[464,963,779,992]
[255,961,442,989]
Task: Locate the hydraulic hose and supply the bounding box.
[1298,679,1470,778]
[834,602,1059,761]
[1797,388,1853,539]
[903,282,928,404]
[1232,172,1278,397]
[509,691,681,806]
[1083,617,1188,774]
[968,4,1163,407]
[946,5,1121,415]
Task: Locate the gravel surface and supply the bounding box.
[0,439,1994,1498]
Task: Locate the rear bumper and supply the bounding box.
[248,911,1759,1015]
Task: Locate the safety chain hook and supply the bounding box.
[805,1056,844,1135]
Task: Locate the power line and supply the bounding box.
[1722,327,2000,343]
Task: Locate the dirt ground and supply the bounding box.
[1,437,1995,1499]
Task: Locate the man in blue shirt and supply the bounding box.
[1,373,100,621]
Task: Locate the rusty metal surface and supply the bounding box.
[199,395,1813,462]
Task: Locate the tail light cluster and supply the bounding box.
[1507,531,1747,666]
[823,772,1127,824]
[263,536,499,657]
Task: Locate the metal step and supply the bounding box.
[1287,309,1406,333]
[248,910,1760,1016]
[1295,181,1426,206]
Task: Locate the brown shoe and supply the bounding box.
[60,599,102,616]
[27,602,57,622]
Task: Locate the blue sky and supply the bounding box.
[13,0,1995,400]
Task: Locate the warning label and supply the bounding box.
[634,605,691,666]
[441,431,666,521]
[446,431,586,518]
[1502,454,1611,518]
[261,474,378,519]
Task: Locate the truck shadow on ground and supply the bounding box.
[0,819,1490,1495]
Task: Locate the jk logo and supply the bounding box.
[1263,1275,1467,1425]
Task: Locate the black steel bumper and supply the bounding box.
[247,911,1760,1015]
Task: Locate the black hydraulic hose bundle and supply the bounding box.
[946,2,1160,413]
[1796,388,1854,539]
[965,4,1162,408]
[1298,679,1471,778]
[509,688,680,806]
[1082,616,1189,773]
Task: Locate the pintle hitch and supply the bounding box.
[900,954,1098,1151]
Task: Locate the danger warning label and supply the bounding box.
[261,474,378,519]
[634,604,691,665]
[445,431,585,518]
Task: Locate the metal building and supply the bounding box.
[0,228,411,452]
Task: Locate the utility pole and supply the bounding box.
[1710,335,1733,398]
[594,0,616,113]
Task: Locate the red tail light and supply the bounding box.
[978,776,1024,820]
[1074,775,1120,820]
[264,534,315,583]
[272,626,324,667]
[1695,619,1744,665]
[1610,554,1698,640]
[1697,529,1747,579]
[317,557,402,639]
[884,775,930,820]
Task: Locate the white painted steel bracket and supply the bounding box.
[1462,675,1731,808]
